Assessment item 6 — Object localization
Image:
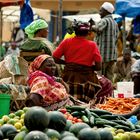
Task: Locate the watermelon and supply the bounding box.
[0,124,17,139]
[64,120,73,131]
[0,130,3,139]
[44,128,61,140]
[78,128,101,140]
[48,111,67,132]
[24,106,49,131]
[61,136,79,140]
[24,130,48,140]
[61,131,75,139]
[69,122,90,136]
[98,128,113,140]
[14,130,27,140]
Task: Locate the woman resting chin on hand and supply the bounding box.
[26,54,71,110]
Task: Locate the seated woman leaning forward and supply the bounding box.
[26,54,70,110]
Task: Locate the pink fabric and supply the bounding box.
[28,70,68,105]
[96,76,113,103]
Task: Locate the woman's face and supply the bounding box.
[39,57,56,76]
[36,28,48,38]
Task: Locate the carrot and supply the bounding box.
[96,97,140,114]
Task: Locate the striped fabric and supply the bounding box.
[62,63,101,103]
[96,15,119,62]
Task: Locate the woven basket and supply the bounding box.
[0,61,11,79]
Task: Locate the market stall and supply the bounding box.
[0,103,140,139]
[0,1,140,140]
[0,0,24,44]
[1,6,51,42]
[115,0,140,50]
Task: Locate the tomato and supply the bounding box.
[72,117,77,121]
[58,108,67,114]
[67,115,73,120]
[76,119,83,122]
[64,114,68,119]
[72,120,76,124]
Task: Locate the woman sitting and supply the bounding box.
[26,54,71,110]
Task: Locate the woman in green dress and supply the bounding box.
[20,19,54,61]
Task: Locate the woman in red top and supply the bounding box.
[53,21,102,103]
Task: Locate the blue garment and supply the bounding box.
[20,0,33,29]
[133,15,140,34]
[115,0,140,17]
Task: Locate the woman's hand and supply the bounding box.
[61,80,70,93]
[54,77,69,93]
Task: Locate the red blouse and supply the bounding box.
[53,36,102,66]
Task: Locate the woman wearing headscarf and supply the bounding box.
[26,54,70,110]
[53,21,102,103]
[20,19,54,61]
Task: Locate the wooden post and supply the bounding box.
[0,8,2,44]
[122,17,126,52]
[58,0,63,42]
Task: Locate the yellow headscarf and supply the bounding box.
[64,32,76,40]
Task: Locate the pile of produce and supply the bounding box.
[64,106,140,132]
[96,97,140,114]
[0,107,28,131]
[0,106,140,139]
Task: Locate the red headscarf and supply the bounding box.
[28,54,51,75]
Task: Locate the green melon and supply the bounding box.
[61,136,79,140]
[48,111,67,132]
[0,130,3,140]
[44,128,61,140]
[98,128,113,140]
[24,106,49,131]
[61,131,75,139]
[69,122,90,136]
[78,128,101,140]
[0,124,17,139]
[64,120,73,131]
[24,131,48,140]
[14,130,28,140]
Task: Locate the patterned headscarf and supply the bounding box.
[28,54,51,75]
[25,19,48,38]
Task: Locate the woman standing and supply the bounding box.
[53,21,102,103]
